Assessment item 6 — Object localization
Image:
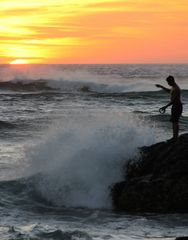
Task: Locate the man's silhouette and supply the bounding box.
[156,75,182,141]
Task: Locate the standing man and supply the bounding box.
[156,75,182,142]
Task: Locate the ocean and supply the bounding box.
[0,64,188,239]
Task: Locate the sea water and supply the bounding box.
[0,64,188,239]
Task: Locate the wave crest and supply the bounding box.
[25,113,157,209]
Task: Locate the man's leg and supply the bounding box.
[172,122,179,140]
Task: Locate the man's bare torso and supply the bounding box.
[170,84,181,105]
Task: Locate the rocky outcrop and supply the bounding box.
[112,133,188,213]
[176,237,188,240]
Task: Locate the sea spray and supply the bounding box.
[0,65,161,93]
[1,65,188,94]
[25,112,157,209]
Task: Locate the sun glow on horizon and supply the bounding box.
[9,59,29,64]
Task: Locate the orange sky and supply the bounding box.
[0,0,188,64]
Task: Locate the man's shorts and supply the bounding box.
[170,103,183,122]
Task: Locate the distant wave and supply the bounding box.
[1,79,188,95]
[0,80,53,92]
[1,64,188,94]
[0,79,150,93]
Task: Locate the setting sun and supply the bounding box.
[9,59,28,64]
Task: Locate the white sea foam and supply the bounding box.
[26,112,157,209]
[1,64,188,93]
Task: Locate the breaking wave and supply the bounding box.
[23,112,157,209]
[1,64,188,94]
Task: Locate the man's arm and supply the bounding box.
[159,101,173,113]
[164,101,173,108]
[155,84,170,93]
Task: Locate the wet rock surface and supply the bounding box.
[112,133,188,213]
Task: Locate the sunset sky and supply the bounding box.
[0,0,188,64]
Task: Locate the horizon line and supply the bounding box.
[1,63,188,65]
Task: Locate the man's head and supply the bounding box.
[166,75,175,86]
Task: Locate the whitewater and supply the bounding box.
[0,64,188,240]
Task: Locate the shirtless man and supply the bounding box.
[156,75,182,141]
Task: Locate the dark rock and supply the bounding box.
[176,237,188,240]
[112,133,188,213]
